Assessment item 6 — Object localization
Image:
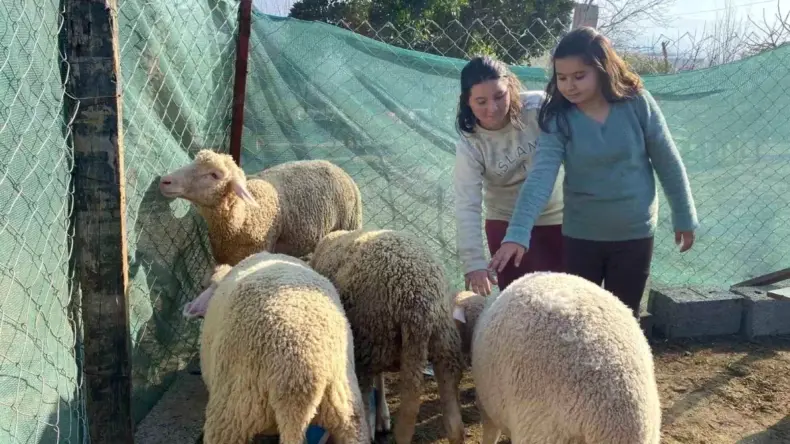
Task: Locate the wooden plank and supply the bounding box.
[64,0,134,442]
[730,267,790,289]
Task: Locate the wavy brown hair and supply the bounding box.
[456,56,525,135]
[539,26,643,138]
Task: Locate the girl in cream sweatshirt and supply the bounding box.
[453,56,565,296]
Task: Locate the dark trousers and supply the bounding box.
[562,235,654,317]
[485,220,565,291]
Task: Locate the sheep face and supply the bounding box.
[452,290,486,356]
[159,150,259,208]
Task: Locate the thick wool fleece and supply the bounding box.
[164,150,363,267]
[309,229,465,444]
[199,252,369,444]
[455,272,661,444]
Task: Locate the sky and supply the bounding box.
[252,0,790,49]
[640,0,790,45]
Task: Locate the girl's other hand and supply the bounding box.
[489,242,527,273]
[465,269,497,296]
[675,230,695,252]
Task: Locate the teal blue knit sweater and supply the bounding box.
[503,89,698,247]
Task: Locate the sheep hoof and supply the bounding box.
[375,405,391,434]
[375,420,391,435]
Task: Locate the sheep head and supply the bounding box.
[452,290,486,355]
[159,150,259,208]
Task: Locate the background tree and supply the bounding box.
[289,0,575,64]
[588,0,677,44]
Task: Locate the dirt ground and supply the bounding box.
[378,335,790,444]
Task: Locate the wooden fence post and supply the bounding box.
[63,0,134,442]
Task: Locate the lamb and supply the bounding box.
[198,251,370,444]
[453,272,662,444]
[158,149,363,267]
[309,229,465,444]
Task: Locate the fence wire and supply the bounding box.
[242,11,790,291]
[115,0,240,425]
[0,1,85,443]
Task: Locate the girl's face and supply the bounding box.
[468,78,510,130]
[554,56,601,105]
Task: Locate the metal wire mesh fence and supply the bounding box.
[1,0,789,440]
[115,0,240,426]
[0,0,86,442]
[1,0,240,441]
[242,11,790,292]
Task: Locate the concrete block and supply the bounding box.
[768,286,790,300]
[651,286,744,339]
[732,286,790,338]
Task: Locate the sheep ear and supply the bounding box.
[183,285,216,319]
[452,305,466,323]
[231,177,260,208]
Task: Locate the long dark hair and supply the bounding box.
[539,26,643,138]
[456,56,525,135]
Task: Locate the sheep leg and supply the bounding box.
[373,374,391,434]
[356,373,377,441]
[393,326,428,444]
[479,406,501,444]
[275,405,316,444]
[203,395,249,444]
[322,380,371,444]
[272,376,325,444]
[432,360,464,444]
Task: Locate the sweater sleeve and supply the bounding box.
[502,124,565,247]
[639,90,699,232]
[453,138,489,274]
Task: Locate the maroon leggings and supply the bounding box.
[485,220,564,291]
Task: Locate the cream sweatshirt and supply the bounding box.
[453,90,565,275]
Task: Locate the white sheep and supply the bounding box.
[199,251,370,444]
[158,150,362,268]
[309,229,465,444]
[453,272,662,444]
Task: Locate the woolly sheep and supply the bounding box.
[199,251,371,444]
[309,229,465,444]
[158,149,363,267]
[453,272,661,444]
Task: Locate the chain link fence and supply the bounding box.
[115,0,240,426]
[0,0,86,442]
[1,1,788,441]
[242,11,790,292]
[1,0,241,441]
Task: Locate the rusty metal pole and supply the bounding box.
[229,0,253,166]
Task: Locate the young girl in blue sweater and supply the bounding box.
[488,26,699,316]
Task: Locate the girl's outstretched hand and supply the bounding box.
[465,269,497,296]
[489,241,527,273]
[676,230,695,252]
